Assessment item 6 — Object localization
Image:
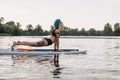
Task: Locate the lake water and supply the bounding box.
[0,36,120,80]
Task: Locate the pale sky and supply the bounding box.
[0,0,120,30]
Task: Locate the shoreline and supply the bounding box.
[0,36,120,39]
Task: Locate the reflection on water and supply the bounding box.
[54,54,59,67]
[0,36,120,80]
[11,54,62,79]
[52,54,63,78]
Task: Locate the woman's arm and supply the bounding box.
[54,40,57,50]
[56,38,59,50]
[54,37,59,50]
[54,29,60,51]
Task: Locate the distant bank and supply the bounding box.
[0,17,120,36]
[0,36,120,39]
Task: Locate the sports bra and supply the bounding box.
[52,29,59,37]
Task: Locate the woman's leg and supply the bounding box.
[12,41,38,47]
[12,38,48,48]
[18,41,38,46]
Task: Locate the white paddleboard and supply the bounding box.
[0,49,87,55]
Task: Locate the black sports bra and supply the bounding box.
[52,29,59,37]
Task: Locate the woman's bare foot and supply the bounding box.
[12,41,18,47]
[11,41,19,51]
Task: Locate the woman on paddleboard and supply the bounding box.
[12,19,63,51]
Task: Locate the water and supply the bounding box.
[0,36,120,80]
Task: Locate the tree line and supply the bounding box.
[0,17,120,36]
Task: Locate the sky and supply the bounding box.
[0,0,120,30]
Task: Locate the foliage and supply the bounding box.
[114,23,120,36]
[103,23,113,36]
[0,17,120,36]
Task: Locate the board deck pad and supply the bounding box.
[16,48,79,51]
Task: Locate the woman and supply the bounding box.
[12,19,63,51]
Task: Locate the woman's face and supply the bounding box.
[58,23,63,30]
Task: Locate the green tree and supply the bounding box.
[114,23,120,36]
[0,17,4,24]
[16,22,21,28]
[88,28,97,36]
[60,26,70,36]
[44,30,50,35]
[103,23,113,36]
[26,24,33,32]
[0,24,5,33]
[6,21,16,35]
[80,28,88,36]
[96,30,103,36]
[3,24,12,34]
[32,25,44,35]
[69,28,79,36]
[6,21,20,35]
[50,25,54,33]
[0,17,5,33]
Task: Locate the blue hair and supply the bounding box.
[54,19,62,29]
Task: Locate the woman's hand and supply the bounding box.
[56,49,63,52]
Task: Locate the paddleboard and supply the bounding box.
[0,48,87,55]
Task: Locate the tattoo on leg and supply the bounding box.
[36,42,45,46]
